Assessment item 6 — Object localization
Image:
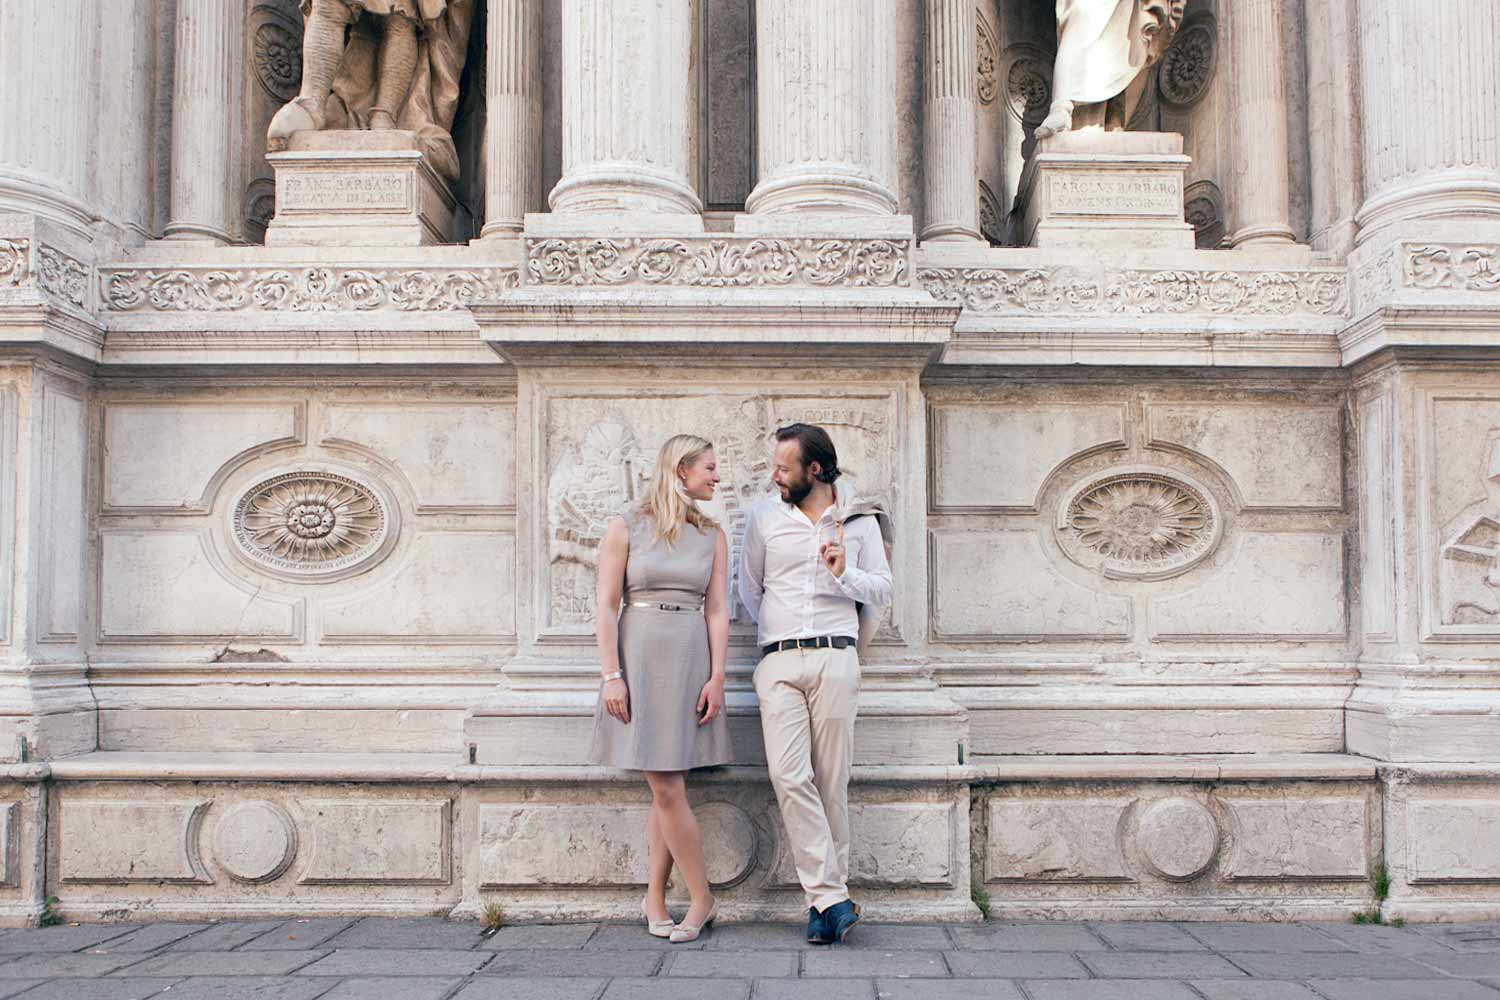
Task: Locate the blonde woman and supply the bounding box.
[589,434,733,943]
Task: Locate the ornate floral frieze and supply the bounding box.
[232,470,395,581]
[527,237,911,288]
[0,239,27,287]
[37,246,89,307]
[918,265,1348,317]
[100,266,520,312]
[1404,244,1500,292]
[1057,469,1221,580]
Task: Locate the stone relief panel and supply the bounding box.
[927,387,1351,648]
[1359,390,1397,641]
[59,800,211,884]
[986,797,1132,882]
[541,389,899,636]
[1406,799,1500,883]
[298,799,450,884]
[1223,797,1369,881]
[40,383,87,642]
[231,470,397,583]
[1424,392,1500,637]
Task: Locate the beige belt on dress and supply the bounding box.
[624,596,704,613]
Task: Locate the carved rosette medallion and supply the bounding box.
[1002,46,1053,126]
[1057,468,1220,580]
[1158,19,1216,108]
[978,180,1004,246]
[232,471,395,581]
[976,15,999,106]
[251,5,304,102]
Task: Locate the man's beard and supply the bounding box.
[778,473,814,505]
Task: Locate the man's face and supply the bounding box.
[772,439,816,505]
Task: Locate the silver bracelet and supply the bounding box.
[601,671,623,683]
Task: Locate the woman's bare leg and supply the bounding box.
[645,804,673,923]
[644,771,713,925]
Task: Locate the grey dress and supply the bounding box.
[589,511,733,771]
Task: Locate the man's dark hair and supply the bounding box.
[774,423,841,484]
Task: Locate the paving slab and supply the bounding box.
[1181,923,1352,952]
[802,949,950,978]
[92,924,213,953]
[1305,980,1500,1000]
[752,981,876,1000]
[0,983,41,999]
[664,949,796,977]
[7,978,181,1000]
[1087,922,1210,951]
[140,976,333,1000]
[123,950,327,977]
[1412,923,1500,953]
[0,925,141,954]
[479,922,599,950]
[705,923,819,951]
[315,976,463,999]
[942,950,1089,978]
[294,948,489,977]
[1023,980,1203,1000]
[601,979,752,1000]
[1079,950,1249,978]
[451,980,608,1000]
[162,920,287,952]
[0,954,145,978]
[949,923,1106,951]
[1408,951,1500,977]
[322,917,484,951]
[241,918,358,950]
[1308,922,1459,956]
[1190,981,1325,1000]
[586,924,707,950]
[873,980,1025,1000]
[1224,951,1441,979]
[839,924,954,950]
[479,948,662,977]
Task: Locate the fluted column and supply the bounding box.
[1226,0,1295,247]
[481,0,540,236]
[549,0,701,216]
[0,0,98,234]
[165,0,239,242]
[921,0,981,241]
[1354,0,1500,242]
[747,0,899,216]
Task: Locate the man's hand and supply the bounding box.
[819,523,846,579]
[697,676,725,725]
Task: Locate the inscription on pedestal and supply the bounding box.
[1048,172,1182,216]
[280,172,410,212]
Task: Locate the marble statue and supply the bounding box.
[1034,0,1186,138]
[266,0,474,183]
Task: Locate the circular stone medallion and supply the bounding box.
[1137,797,1219,882]
[1057,467,1221,580]
[1158,20,1216,108]
[214,801,297,884]
[695,802,757,888]
[232,470,395,581]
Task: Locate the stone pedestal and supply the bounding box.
[1017,131,1195,250]
[265,132,456,247]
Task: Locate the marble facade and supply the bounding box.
[0,0,1497,926]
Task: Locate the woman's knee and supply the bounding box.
[645,772,688,809]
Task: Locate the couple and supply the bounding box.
[588,423,893,945]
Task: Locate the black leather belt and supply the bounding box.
[761,635,857,656]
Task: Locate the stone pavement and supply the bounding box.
[0,917,1498,999]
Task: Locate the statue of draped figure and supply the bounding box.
[266,0,474,184]
[1035,0,1186,139]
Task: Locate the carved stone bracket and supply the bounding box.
[100,266,521,313]
[525,237,912,288]
[918,265,1348,317]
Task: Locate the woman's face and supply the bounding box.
[679,448,720,502]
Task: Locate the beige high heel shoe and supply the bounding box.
[669,897,717,943]
[642,894,674,938]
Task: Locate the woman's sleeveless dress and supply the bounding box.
[589,511,733,770]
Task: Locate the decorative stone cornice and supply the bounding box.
[1404,244,1500,292]
[526,237,912,288]
[0,232,95,313]
[100,266,521,313]
[917,264,1347,317]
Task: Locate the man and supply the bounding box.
[738,423,893,944]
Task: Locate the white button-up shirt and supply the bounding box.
[737,486,894,647]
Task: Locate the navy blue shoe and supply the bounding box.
[806,906,831,944]
[822,899,861,943]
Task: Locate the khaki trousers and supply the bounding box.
[753,645,860,912]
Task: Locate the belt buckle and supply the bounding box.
[658,603,674,611]
[817,635,830,649]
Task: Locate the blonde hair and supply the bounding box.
[639,434,717,547]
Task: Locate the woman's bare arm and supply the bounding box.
[595,516,630,722]
[704,528,730,680]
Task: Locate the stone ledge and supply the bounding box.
[47,751,461,783]
[968,753,1379,782]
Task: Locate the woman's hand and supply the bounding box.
[697,676,725,725]
[603,678,630,723]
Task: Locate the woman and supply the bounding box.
[589,434,733,943]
